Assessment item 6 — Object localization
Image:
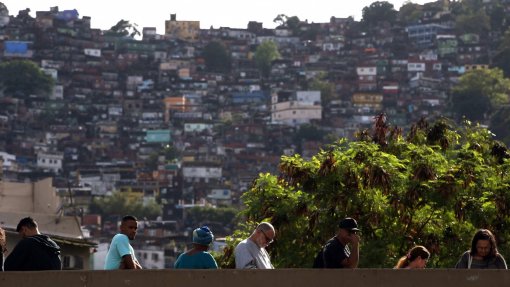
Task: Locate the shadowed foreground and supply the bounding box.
[1,269,510,287]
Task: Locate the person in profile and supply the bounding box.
[4,217,62,271]
[313,217,361,268]
[395,245,430,269]
[0,227,6,271]
[455,229,507,269]
[234,222,275,269]
[104,215,142,270]
[174,226,218,269]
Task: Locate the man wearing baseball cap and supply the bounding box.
[312,217,360,268]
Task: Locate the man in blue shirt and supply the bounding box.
[104,215,142,270]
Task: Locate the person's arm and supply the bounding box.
[455,252,468,269]
[496,254,507,269]
[134,259,143,269]
[234,243,257,269]
[115,236,140,269]
[205,253,218,269]
[341,234,360,268]
[4,240,29,271]
[121,254,138,269]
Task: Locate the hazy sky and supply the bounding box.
[2,0,431,33]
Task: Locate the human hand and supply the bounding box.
[349,233,361,245]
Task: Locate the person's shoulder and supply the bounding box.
[112,234,128,241]
[325,237,341,248]
[200,251,215,258]
[235,238,249,248]
[461,250,470,257]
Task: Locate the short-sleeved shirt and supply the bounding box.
[104,234,137,270]
[455,251,507,269]
[234,238,273,269]
[174,251,218,269]
[322,237,350,268]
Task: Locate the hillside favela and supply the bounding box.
[2,0,510,281]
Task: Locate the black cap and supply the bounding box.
[338,217,360,231]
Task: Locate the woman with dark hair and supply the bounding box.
[455,229,507,269]
[395,245,430,269]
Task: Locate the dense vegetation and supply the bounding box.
[219,115,510,268]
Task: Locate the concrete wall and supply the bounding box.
[1,269,510,287]
[0,178,60,214]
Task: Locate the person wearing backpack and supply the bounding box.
[313,217,360,268]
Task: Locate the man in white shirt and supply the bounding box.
[234,222,275,269]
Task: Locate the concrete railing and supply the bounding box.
[2,269,510,287]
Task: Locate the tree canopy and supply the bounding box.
[219,115,510,268]
[253,41,281,78]
[451,68,510,122]
[361,1,398,29]
[105,19,140,38]
[89,191,162,220]
[0,60,54,98]
[398,1,423,25]
[203,41,232,73]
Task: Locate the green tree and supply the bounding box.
[186,206,239,231]
[253,41,281,78]
[398,1,423,25]
[361,1,398,29]
[293,124,326,142]
[494,28,510,77]
[0,60,53,98]
[105,19,140,38]
[309,73,336,104]
[218,116,510,268]
[273,15,302,36]
[89,192,162,220]
[490,106,510,145]
[451,68,510,122]
[455,9,490,35]
[203,41,231,73]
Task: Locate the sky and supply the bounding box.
[1,0,432,33]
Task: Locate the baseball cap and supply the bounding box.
[338,217,360,231]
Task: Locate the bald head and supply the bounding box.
[256,222,275,233]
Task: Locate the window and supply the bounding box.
[152,253,159,261]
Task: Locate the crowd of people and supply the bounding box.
[0,216,507,270]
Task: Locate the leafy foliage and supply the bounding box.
[451,68,510,122]
[186,206,239,233]
[398,2,423,25]
[361,1,398,29]
[218,116,510,268]
[203,41,232,73]
[254,41,281,78]
[89,191,162,220]
[0,60,54,98]
[105,19,140,38]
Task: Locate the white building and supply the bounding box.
[271,91,322,126]
[136,247,165,269]
[36,152,63,173]
[182,165,222,183]
[0,151,16,169]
